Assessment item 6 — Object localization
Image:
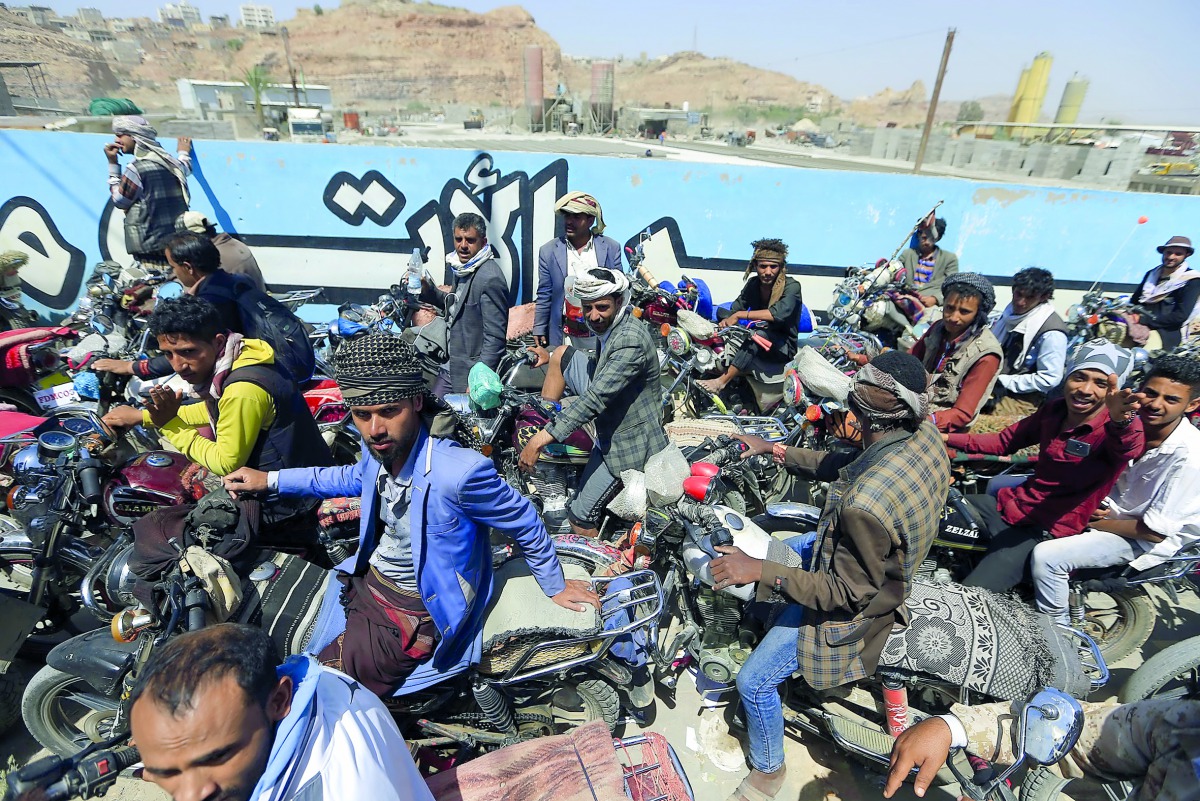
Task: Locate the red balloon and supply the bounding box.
[1138,216,1149,224]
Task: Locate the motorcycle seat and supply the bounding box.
[477,560,600,676]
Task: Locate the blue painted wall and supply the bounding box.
[2,129,1196,319]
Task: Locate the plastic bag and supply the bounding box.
[608,469,648,521]
[468,362,504,411]
[643,443,690,506]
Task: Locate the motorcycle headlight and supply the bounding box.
[693,346,714,368]
[666,327,690,357]
[783,369,804,408]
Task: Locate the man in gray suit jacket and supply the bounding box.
[532,192,624,353]
[422,212,509,396]
[520,268,667,537]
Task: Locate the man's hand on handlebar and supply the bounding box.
[717,310,744,329]
[102,405,143,430]
[92,358,135,376]
[223,467,270,499]
[527,345,551,369]
[733,433,773,459]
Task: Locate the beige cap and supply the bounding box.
[178,210,210,233]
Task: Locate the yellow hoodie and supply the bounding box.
[142,338,280,476]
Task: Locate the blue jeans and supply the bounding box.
[1030,530,1149,625]
[736,602,803,773]
[735,532,814,774]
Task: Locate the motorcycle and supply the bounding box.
[661,309,786,418]
[1064,290,1146,355]
[21,536,664,760]
[0,326,81,415]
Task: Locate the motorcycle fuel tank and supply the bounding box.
[103,450,191,525]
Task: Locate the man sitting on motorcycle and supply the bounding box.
[1030,354,1200,624]
[886,695,1198,801]
[898,215,958,308]
[710,351,950,801]
[224,333,599,695]
[910,272,1003,433]
[520,268,667,539]
[988,267,1068,417]
[946,339,1146,592]
[697,238,802,395]
[131,623,434,801]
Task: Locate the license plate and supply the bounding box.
[37,371,71,389]
[33,382,80,410]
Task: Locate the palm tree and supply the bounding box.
[242,65,272,131]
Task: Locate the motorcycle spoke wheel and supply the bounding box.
[23,666,123,757]
[0,551,87,653]
[1119,636,1200,703]
[1079,589,1155,664]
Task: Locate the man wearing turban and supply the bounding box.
[106,115,193,269]
[226,333,599,695]
[898,215,959,307]
[532,191,625,353]
[948,339,1146,592]
[711,351,950,801]
[520,268,667,538]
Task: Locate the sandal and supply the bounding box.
[727,774,784,801]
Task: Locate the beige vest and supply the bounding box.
[921,323,1003,425]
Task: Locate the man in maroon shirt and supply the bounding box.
[945,339,1145,591]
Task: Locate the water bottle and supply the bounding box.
[406,248,423,298]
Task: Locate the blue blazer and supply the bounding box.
[276,430,566,669]
[532,234,625,347]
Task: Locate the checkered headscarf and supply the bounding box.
[334,332,427,405]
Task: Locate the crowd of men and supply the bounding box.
[88,115,1198,801]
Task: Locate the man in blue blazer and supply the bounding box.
[225,333,599,695]
[532,191,625,353]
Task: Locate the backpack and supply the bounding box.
[204,276,316,383]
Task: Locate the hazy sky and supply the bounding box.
[42,0,1200,124]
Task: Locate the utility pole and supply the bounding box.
[913,27,955,174]
[281,25,301,108]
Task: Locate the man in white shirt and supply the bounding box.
[989,267,1069,415]
[1029,354,1200,624]
[131,623,433,801]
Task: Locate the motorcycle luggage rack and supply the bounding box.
[614,732,695,801]
[1055,624,1110,692]
[701,414,788,442]
[494,569,663,686]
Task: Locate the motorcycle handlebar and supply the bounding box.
[77,459,103,505]
[6,745,140,801]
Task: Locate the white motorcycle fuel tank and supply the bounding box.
[681,505,775,602]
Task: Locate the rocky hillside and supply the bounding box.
[0,0,1007,127]
[0,9,120,107]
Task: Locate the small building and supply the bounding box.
[618,106,708,138]
[239,3,275,29]
[75,7,104,25]
[209,14,230,28]
[176,77,334,117]
[157,1,201,26]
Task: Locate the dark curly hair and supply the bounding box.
[750,237,789,264]
[1012,267,1055,301]
[1146,354,1200,399]
[149,294,224,341]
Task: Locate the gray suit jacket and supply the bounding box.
[546,310,667,475]
[424,257,509,393]
[532,234,624,347]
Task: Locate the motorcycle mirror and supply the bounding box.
[1020,688,1084,767]
[90,313,114,335]
[156,280,184,300]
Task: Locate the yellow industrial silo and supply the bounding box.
[1015,52,1053,124]
[1054,75,1089,125]
[1007,67,1031,122]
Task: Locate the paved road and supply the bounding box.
[4,585,1196,800]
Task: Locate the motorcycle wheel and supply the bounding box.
[1020,768,1073,801]
[551,678,619,734]
[0,546,96,657]
[22,665,123,757]
[1080,588,1155,664]
[0,659,30,737]
[1118,635,1200,703]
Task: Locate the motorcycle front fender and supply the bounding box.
[46,628,137,697]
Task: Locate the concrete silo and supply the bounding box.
[1013,52,1053,124]
[1054,75,1089,125]
[524,45,544,132]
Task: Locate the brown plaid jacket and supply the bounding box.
[760,421,950,690]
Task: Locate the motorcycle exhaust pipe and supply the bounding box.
[111,607,155,643]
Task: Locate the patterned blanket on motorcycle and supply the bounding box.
[231,550,326,659]
[878,580,1092,701]
[477,560,601,676]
